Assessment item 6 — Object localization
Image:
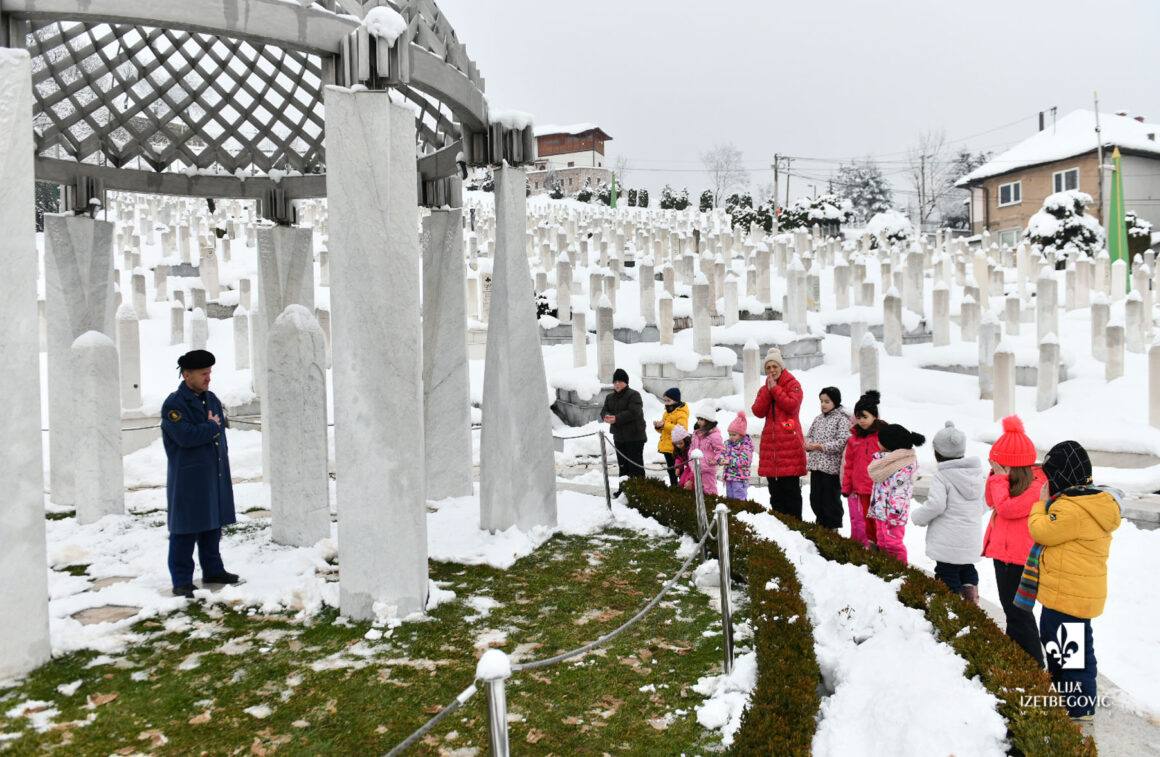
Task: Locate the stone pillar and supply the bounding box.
[1037,334,1059,411]
[860,281,875,308]
[71,332,125,525]
[116,304,142,410]
[723,274,739,327]
[1092,295,1110,361]
[421,209,474,501]
[319,249,330,287]
[479,165,558,532]
[154,264,169,302]
[993,342,1016,421]
[191,286,206,313]
[131,272,148,320]
[0,50,50,679]
[932,284,950,347]
[904,250,924,314]
[1004,295,1021,336]
[1065,264,1078,311]
[267,305,331,547]
[756,244,771,304]
[1150,342,1160,429]
[239,278,252,311]
[1111,259,1128,302]
[234,305,251,369]
[659,292,674,345]
[834,259,850,310]
[850,321,867,373]
[201,245,221,300]
[315,306,332,369]
[639,258,655,326]
[170,300,185,345]
[978,316,1001,400]
[960,295,979,342]
[743,339,760,406]
[859,332,880,395]
[596,294,615,381]
[325,89,428,619]
[190,307,208,349]
[1106,320,1125,381]
[1036,274,1058,344]
[883,288,903,357]
[692,275,712,356]
[44,214,116,507]
[466,275,480,321]
[1126,293,1145,353]
[662,263,675,296]
[572,309,588,367]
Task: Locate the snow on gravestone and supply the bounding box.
[267,305,330,548]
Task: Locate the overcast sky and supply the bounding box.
[438,0,1160,204]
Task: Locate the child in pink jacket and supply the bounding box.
[720,412,754,501]
[684,403,725,496]
[867,423,925,562]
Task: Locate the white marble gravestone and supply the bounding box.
[71,332,125,524]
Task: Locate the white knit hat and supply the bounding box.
[763,348,784,370]
[695,401,718,424]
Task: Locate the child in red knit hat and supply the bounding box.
[720,412,754,501]
[984,415,1046,668]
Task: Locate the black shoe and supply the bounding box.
[172,584,196,598]
[203,571,239,585]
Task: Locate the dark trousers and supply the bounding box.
[767,476,803,520]
[614,439,646,479]
[809,471,843,529]
[934,562,980,593]
[1040,607,1098,718]
[663,453,679,487]
[994,559,1045,667]
[168,528,225,588]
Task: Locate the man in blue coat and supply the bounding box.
[161,349,239,597]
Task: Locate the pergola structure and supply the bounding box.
[0,0,531,219]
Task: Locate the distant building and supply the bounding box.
[956,110,1160,246]
[527,124,614,195]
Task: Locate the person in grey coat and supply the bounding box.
[805,387,851,529]
[910,421,987,603]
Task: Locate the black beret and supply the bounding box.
[178,350,216,371]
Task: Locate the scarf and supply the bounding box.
[1013,484,1124,611]
[867,448,917,483]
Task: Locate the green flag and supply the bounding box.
[1107,146,1129,292]
[610,174,618,209]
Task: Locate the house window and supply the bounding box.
[1053,168,1079,193]
[998,180,1022,207]
[568,161,575,168]
[998,229,1020,248]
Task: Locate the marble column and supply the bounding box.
[850,321,867,373]
[479,165,558,532]
[904,250,924,315]
[743,339,760,407]
[932,284,950,347]
[572,309,588,367]
[723,274,739,327]
[170,300,185,345]
[422,208,474,501]
[234,305,251,370]
[0,50,50,679]
[201,244,221,300]
[978,316,1000,400]
[992,342,1016,421]
[1037,334,1059,411]
[692,275,712,356]
[268,305,331,548]
[883,288,903,357]
[325,88,428,620]
[639,258,655,326]
[1126,293,1145,354]
[1091,296,1110,362]
[596,294,615,381]
[154,264,169,302]
[1004,295,1021,336]
[659,292,674,345]
[556,254,573,324]
[44,214,116,507]
[1111,259,1127,302]
[116,304,142,410]
[756,244,771,304]
[1106,320,1125,381]
[190,307,208,349]
[1150,342,1160,429]
[859,332,880,396]
[834,259,851,310]
[71,332,125,524]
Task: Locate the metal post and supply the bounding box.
[715,504,735,675]
[691,451,709,560]
[476,650,511,757]
[598,432,613,509]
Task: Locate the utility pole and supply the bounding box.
[783,157,794,207]
[919,153,927,230]
[1094,92,1105,223]
[772,154,780,215]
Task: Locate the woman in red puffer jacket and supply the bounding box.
[841,391,884,547]
[751,348,807,519]
[984,415,1046,668]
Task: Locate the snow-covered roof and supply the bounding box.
[957,110,1160,186]
[534,123,611,139]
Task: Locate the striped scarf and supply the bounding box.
[1013,484,1123,611]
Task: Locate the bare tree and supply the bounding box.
[907,129,954,229]
[614,155,631,188]
[700,143,750,206]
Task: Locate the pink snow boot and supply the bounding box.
[960,584,979,605]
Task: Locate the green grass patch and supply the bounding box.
[0,528,741,755]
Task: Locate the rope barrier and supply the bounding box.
[384,683,478,757]
[600,433,687,474]
[511,524,714,673]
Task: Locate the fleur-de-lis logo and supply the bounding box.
[1045,623,1084,669]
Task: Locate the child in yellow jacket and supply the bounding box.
[1026,441,1121,720]
[654,388,689,487]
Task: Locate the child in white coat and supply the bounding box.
[909,421,987,603]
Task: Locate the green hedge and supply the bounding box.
[622,479,818,755]
[621,478,1096,757]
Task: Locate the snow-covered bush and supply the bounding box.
[778,193,853,234]
[1127,210,1154,258]
[597,181,613,206]
[575,179,594,204]
[660,185,690,211]
[725,193,774,233]
[866,209,914,247]
[638,189,650,208]
[699,190,715,213]
[627,188,638,207]
[1023,190,1104,257]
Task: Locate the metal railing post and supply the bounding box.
[714,504,734,675]
[598,432,613,509]
[476,650,511,757]
[690,450,709,560]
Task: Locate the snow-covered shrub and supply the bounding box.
[1127,210,1154,258]
[627,188,638,207]
[778,193,853,234]
[699,190,715,213]
[866,209,914,247]
[597,181,613,206]
[726,193,773,233]
[1023,190,1104,257]
[660,185,690,211]
[638,189,650,208]
[575,179,594,204]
